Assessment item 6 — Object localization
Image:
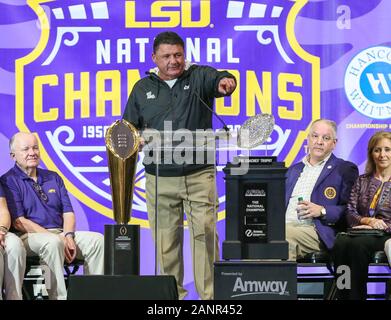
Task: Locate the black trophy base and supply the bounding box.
[104,224,139,275]
[214,260,297,300]
[222,240,289,260]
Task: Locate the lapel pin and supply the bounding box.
[327,165,332,169]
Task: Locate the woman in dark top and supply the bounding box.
[332,131,391,300]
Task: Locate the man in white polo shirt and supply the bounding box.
[285,119,358,260]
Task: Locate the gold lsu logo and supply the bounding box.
[324,187,337,200]
[125,1,211,28]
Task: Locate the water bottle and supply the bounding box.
[35,288,44,300]
[297,196,304,221]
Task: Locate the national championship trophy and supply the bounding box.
[104,119,141,275]
[222,113,289,260]
[214,114,296,300]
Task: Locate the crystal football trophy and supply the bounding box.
[237,113,275,154]
[104,119,141,275]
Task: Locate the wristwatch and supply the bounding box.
[64,231,75,238]
[0,225,8,235]
[320,207,326,218]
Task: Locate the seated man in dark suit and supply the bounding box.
[285,119,358,260]
[1,132,104,299]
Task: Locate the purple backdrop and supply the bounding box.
[0,0,390,299]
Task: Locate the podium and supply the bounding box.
[141,128,221,285]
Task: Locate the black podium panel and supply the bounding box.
[67,275,178,300]
[223,162,289,260]
[104,224,139,275]
[214,261,297,300]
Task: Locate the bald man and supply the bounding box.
[1,132,104,300]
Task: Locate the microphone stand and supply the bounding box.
[193,90,230,133]
[141,122,160,277]
[154,143,159,276]
[193,91,230,294]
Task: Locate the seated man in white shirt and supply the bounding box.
[285,119,358,260]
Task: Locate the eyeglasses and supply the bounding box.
[309,133,335,143]
[32,182,48,203]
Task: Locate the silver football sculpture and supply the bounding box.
[237,113,275,149]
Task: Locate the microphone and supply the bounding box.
[193,90,230,133]
[138,116,145,130]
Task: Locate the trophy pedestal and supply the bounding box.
[222,158,289,260]
[104,224,139,275]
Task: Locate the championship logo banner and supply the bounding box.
[345,46,391,119]
[16,0,319,225]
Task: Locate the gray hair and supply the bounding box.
[9,132,36,152]
[310,119,337,139]
[9,134,17,152]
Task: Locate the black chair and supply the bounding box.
[326,250,391,300]
[23,256,84,300]
[367,251,391,300]
[296,250,335,299]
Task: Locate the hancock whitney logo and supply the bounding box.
[16,0,319,225]
[344,46,391,119]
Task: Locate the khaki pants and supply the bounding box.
[286,222,323,261]
[146,167,219,300]
[0,232,26,300]
[21,229,104,300]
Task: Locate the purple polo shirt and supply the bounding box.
[0,165,74,229]
[0,182,4,197]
